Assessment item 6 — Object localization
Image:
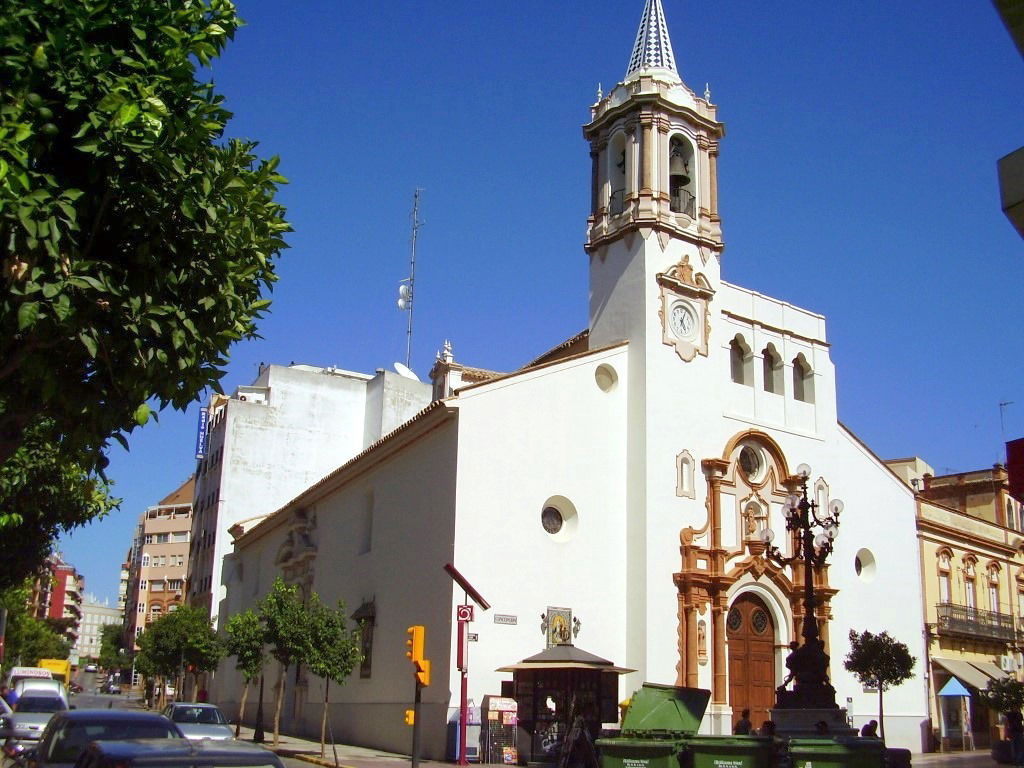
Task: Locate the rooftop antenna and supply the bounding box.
[397,189,424,369]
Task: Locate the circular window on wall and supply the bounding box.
[854,548,877,583]
[737,444,768,484]
[540,496,579,543]
[727,607,742,632]
[752,608,770,634]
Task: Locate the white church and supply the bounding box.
[210,0,928,756]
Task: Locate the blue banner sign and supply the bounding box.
[195,407,210,459]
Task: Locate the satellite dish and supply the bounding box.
[394,362,421,381]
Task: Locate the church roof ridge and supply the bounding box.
[625,0,679,80]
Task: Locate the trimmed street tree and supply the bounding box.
[224,609,266,737]
[306,594,362,758]
[259,577,311,747]
[844,629,916,741]
[982,676,1024,714]
[97,622,129,674]
[135,604,223,707]
[0,0,290,585]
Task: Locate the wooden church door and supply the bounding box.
[726,593,776,729]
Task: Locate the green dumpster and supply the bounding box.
[684,735,775,768]
[787,738,884,768]
[598,684,711,768]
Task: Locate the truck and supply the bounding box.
[37,658,72,686]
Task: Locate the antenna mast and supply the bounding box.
[397,189,424,369]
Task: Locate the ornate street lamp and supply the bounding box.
[759,463,844,710]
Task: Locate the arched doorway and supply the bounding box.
[727,593,776,729]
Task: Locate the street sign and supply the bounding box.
[468,633,478,642]
[457,604,474,622]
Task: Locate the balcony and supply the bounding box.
[936,602,1016,643]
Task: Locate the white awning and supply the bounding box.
[970,660,1009,681]
[932,657,992,690]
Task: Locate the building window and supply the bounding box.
[172,532,189,543]
[966,579,976,610]
[139,579,147,590]
[608,132,627,216]
[730,336,752,386]
[793,354,815,403]
[762,344,782,394]
[939,573,951,603]
[151,581,165,592]
[991,584,1000,612]
[168,579,183,591]
[353,602,376,679]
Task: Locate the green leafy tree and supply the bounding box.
[0,0,290,572]
[982,676,1024,715]
[224,609,265,737]
[259,577,311,747]
[0,420,117,591]
[0,583,71,670]
[136,604,223,707]
[844,629,916,741]
[97,622,129,672]
[305,594,361,757]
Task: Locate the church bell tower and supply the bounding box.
[584,0,725,353]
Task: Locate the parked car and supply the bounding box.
[0,695,68,762]
[23,709,182,768]
[72,739,283,768]
[97,682,119,696]
[82,667,97,675]
[159,704,232,741]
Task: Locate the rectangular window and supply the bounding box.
[939,573,951,603]
[142,554,150,567]
[151,581,165,592]
[139,579,147,590]
[991,585,1000,612]
[172,532,189,543]
[144,534,153,544]
[966,579,976,610]
[155,533,170,544]
[168,579,183,591]
[137,602,144,613]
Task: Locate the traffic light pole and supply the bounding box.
[411,680,422,768]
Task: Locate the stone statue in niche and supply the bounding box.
[697,620,708,665]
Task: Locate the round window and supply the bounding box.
[752,609,770,634]
[726,607,742,632]
[854,548,877,583]
[738,445,766,483]
[541,507,563,534]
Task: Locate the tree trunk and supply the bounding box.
[878,685,885,742]
[235,679,250,738]
[320,679,330,758]
[272,662,288,747]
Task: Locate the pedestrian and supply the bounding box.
[761,720,776,738]
[1005,710,1024,767]
[1,684,18,709]
[734,709,752,735]
[860,720,878,738]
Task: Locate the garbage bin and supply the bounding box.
[787,738,884,768]
[683,735,775,768]
[598,684,711,768]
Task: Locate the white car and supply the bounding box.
[159,704,233,741]
[83,665,98,674]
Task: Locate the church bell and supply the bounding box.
[670,152,691,187]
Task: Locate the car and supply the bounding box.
[72,739,284,768]
[82,667,97,675]
[159,703,233,741]
[97,683,119,696]
[23,709,183,768]
[1,695,68,763]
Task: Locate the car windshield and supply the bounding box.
[15,696,66,713]
[47,720,179,762]
[170,707,226,725]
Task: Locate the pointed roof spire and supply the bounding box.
[625,0,679,79]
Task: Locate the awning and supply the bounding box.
[970,660,1008,682]
[932,657,992,691]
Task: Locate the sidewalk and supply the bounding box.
[233,725,444,768]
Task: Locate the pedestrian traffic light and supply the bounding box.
[404,709,415,725]
[406,625,424,665]
[415,659,430,687]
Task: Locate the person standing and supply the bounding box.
[734,709,752,735]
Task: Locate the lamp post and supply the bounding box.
[760,463,844,710]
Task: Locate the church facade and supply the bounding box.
[211,0,928,755]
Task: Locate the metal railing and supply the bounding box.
[935,602,1017,642]
[671,188,695,217]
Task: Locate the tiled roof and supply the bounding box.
[625,0,678,79]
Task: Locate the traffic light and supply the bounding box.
[404,709,415,725]
[406,625,424,664]
[415,659,430,687]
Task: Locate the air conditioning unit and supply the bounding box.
[1000,654,1016,672]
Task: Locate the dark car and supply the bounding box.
[1,695,69,761]
[72,739,284,768]
[24,710,183,768]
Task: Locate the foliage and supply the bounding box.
[258,577,311,746]
[982,676,1024,714]
[305,593,361,756]
[224,609,264,682]
[0,419,117,590]
[135,604,223,680]
[98,622,129,671]
[845,629,916,741]
[0,0,290,475]
[0,584,71,670]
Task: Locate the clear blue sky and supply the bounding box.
[60,1,1024,605]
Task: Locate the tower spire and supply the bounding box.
[625,0,679,79]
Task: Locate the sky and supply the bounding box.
[59,1,1024,606]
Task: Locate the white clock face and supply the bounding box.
[669,302,697,339]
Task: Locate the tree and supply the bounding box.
[305,594,361,757]
[0,583,71,669]
[982,676,1024,715]
[135,605,223,707]
[224,609,265,737]
[0,419,117,591]
[259,577,311,747]
[844,629,916,741]
[97,622,129,673]
[0,0,290,570]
